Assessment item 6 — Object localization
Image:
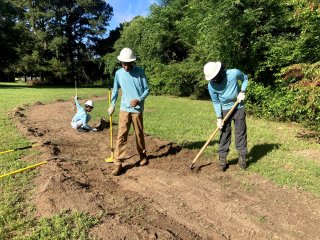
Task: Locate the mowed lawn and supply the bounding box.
[0,81,319,239]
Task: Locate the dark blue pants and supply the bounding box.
[218,107,247,159]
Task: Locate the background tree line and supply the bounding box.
[0,0,113,84]
[0,0,319,130]
[103,0,319,130]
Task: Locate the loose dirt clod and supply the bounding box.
[95,118,110,131]
[34,101,44,106]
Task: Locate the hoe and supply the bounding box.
[189,100,240,169]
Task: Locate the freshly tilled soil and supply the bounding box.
[11,99,320,240]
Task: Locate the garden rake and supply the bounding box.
[189,100,240,169]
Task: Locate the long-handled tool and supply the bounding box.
[72,80,78,112]
[0,156,64,179]
[189,100,240,169]
[105,88,114,163]
[0,161,48,179]
[0,141,51,155]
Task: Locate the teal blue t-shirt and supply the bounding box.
[111,66,150,113]
[208,69,248,118]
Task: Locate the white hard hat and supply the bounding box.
[117,48,136,62]
[203,62,222,81]
[85,100,94,108]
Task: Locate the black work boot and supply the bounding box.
[238,155,247,170]
[218,158,227,172]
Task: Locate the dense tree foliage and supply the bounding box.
[0,0,28,80]
[0,0,319,128]
[103,0,319,129]
[1,0,113,84]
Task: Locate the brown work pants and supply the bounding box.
[114,111,146,165]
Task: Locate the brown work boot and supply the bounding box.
[112,163,123,176]
[139,153,148,166]
[238,155,247,170]
[218,157,227,172]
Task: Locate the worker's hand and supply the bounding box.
[217,118,224,129]
[108,105,115,116]
[130,99,140,107]
[74,95,78,100]
[237,92,245,102]
[92,128,98,132]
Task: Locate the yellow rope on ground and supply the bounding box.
[0,161,47,179]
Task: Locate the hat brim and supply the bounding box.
[117,56,136,62]
[205,62,222,81]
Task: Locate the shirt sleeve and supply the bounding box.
[111,73,120,106]
[138,70,150,102]
[236,70,248,92]
[75,97,82,110]
[208,83,222,118]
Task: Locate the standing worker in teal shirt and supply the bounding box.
[108,48,150,176]
[203,61,248,171]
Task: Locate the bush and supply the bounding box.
[148,61,201,97]
[246,62,320,131]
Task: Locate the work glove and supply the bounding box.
[217,118,224,129]
[108,105,115,116]
[237,92,245,102]
[130,99,140,107]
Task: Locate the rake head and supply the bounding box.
[105,156,114,163]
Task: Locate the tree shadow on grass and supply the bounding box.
[228,143,281,167]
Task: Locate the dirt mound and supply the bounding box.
[12,100,320,240]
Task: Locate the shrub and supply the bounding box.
[246,62,320,131]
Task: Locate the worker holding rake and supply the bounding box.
[71,96,97,132]
[108,48,150,176]
[203,61,248,171]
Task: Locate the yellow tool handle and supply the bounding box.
[0,149,14,154]
[0,161,48,179]
[0,143,41,155]
[108,89,114,157]
[189,100,240,168]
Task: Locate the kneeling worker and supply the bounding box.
[71,96,97,132]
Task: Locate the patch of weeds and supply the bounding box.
[240,181,255,192]
[119,204,146,223]
[257,214,268,224]
[20,210,99,240]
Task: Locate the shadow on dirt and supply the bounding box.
[228,143,281,166]
[148,143,182,160]
[181,139,219,150]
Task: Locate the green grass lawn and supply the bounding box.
[0,81,319,239]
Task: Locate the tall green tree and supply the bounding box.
[0,0,27,81]
[12,0,113,84]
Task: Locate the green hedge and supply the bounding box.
[246,62,320,131]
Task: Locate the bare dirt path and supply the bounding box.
[12,100,320,240]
